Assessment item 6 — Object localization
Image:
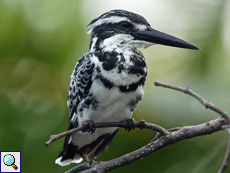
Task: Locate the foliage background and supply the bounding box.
[1,0,230,172]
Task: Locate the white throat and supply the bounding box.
[98,34,154,52]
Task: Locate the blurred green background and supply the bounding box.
[1,0,230,172]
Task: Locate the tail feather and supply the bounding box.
[55,142,83,166]
[55,129,119,166]
[86,140,104,161]
[94,128,119,158]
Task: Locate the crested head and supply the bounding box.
[87,10,153,52]
[87,10,150,34]
[87,10,200,52]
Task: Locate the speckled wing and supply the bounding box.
[67,53,95,124]
[58,53,96,163]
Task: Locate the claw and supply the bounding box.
[125,118,135,132]
[86,120,96,134]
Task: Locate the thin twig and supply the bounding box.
[218,133,230,173]
[45,126,86,147]
[45,120,168,147]
[154,80,230,122]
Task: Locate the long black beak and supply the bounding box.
[131,28,200,50]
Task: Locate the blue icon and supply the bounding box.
[3,154,18,170]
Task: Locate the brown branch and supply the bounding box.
[45,126,83,147]
[154,80,230,122]
[154,80,230,173]
[66,118,226,173]
[45,120,168,147]
[47,81,230,173]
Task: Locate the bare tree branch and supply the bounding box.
[66,118,226,173]
[45,126,84,147]
[45,120,168,147]
[47,81,230,173]
[154,80,230,122]
[218,134,230,173]
[154,80,230,173]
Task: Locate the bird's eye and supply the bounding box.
[119,21,133,29]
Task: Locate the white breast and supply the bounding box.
[72,81,144,148]
[77,80,144,125]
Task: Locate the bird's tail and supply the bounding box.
[55,129,119,166]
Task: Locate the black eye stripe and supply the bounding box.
[119,21,133,28]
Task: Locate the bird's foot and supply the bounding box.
[125,118,135,132]
[86,120,95,134]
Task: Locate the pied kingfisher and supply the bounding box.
[55,9,199,166]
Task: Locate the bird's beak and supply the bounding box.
[131,28,200,50]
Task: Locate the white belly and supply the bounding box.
[84,80,143,123]
[72,81,144,148]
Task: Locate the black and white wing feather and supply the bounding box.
[56,52,121,166]
[68,53,95,117]
[56,53,95,165]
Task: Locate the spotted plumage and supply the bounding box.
[55,9,199,166]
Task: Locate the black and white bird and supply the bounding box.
[55,9,199,166]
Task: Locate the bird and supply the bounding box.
[55,9,200,166]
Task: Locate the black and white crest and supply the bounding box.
[55,9,199,166]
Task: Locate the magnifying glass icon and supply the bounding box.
[3,154,18,170]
